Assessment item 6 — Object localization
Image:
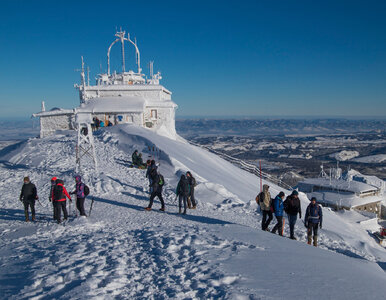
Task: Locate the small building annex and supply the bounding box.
[33,30,178,139]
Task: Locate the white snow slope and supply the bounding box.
[1,124,386,299]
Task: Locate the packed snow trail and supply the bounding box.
[1,125,386,299]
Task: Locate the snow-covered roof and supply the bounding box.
[32,108,74,117]
[307,191,384,208]
[76,96,146,113]
[300,177,379,194]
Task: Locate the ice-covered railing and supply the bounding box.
[189,141,293,191]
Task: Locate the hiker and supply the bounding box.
[52,179,72,224]
[146,160,157,192]
[70,175,89,216]
[49,176,57,220]
[186,171,197,209]
[145,170,165,211]
[19,176,38,222]
[256,184,273,231]
[176,174,190,214]
[271,192,285,236]
[305,197,323,247]
[284,190,302,240]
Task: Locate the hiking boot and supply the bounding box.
[32,215,36,221]
[159,208,165,212]
[192,206,196,209]
[290,236,297,240]
[307,235,312,245]
[313,235,318,247]
[145,207,151,211]
[25,218,29,222]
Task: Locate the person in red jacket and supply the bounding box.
[52,179,72,223]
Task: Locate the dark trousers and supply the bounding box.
[288,214,298,238]
[262,210,273,230]
[76,197,86,216]
[271,216,284,235]
[54,201,68,223]
[307,223,319,237]
[179,194,188,212]
[189,192,197,207]
[148,191,165,209]
[23,200,35,220]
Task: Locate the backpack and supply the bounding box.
[150,167,158,180]
[84,184,90,196]
[257,192,264,205]
[158,174,165,187]
[53,184,63,201]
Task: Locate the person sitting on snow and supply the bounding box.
[132,150,146,169]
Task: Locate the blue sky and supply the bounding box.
[0,0,385,119]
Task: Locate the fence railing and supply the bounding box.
[189,141,293,191]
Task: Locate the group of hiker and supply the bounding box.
[142,151,197,215]
[256,185,323,247]
[20,175,90,224]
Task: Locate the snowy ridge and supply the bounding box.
[1,124,386,299]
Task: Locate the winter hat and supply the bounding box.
[278,191,285,198]
[291,190,299,196]
[51,176,57,182]
[75,175,82,182]
[311,197,317,202]
[186,171,192,177]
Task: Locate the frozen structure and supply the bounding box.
[298,165,386,218]
[33,30,178,139]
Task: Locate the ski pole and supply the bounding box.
[89,197,95,216]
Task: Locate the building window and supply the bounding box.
[151,109,157,119]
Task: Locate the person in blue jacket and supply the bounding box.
[271,191,285,236]
[305,197,323,247]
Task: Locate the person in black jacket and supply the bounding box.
[145,170,165,211]
[284,190,302,240]
[146,160,157,193]
[176,175,190,214]
[186,171,197,209]
[20,177,38,222]
[305,197,323,247]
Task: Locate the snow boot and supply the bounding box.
[145,207,151,211]
[307,235,312,245]
[159,207,165,212]
[313,236,318,247]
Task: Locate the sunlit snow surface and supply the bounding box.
[1,124,386,299]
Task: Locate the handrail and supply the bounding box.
[189,141,293,191]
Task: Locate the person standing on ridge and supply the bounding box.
[49,177,57,220]
[71,175,89,216]
[176,174,190,215]
[305,197,323,247]
[145,170,165,211]
[52,179,72,224]
[284,190,302,240]
[256,184,273,231]
[186,171,197,209]
[20,176,38,222]
[271,191,285,236]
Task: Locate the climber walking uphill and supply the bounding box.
[271,192,285,236]
[19,177,38,222]
[305,197,323,247]
[132,150,147,169]
[70,175,90,216]
[256,184,273,231]
[49,177,57,220]
[176,175,190,215]
[52,179,72,224]
[186,171,197,209]
[146,160,157,193]
[284,190,302,240]
[145,169,165,211]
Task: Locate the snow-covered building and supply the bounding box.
[33,30,177,138]
[298,167,386,218]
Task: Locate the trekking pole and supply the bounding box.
[36,198,45,208]
[89,196,95,216]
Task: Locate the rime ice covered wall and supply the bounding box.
[40,115,74,137]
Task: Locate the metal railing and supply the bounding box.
[189,141,293,191]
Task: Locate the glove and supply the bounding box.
[320,224,322,229]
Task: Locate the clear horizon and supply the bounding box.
[0,0,386,118]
